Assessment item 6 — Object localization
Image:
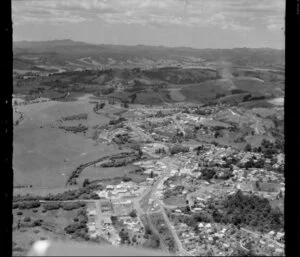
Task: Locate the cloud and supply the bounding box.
[12,0,285,31]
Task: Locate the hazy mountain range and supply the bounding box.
[13,39,284,68]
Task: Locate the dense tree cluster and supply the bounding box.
[14,201,41,210]
[64,208,89,241]
[243,158,265,169]
[253,139,283,158]
[199,168,217,180]
[42,202,61,211]
[14,185,102,203]
[59,124,88,134]
[170,191,283,234]
[220,190,284,232]
[61,202,86,211]
[112,133,130,144]
[101,155,140,168]
[231,89,248,94]
[61,113,88,121]
[109,117,126,125]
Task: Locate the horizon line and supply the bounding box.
[13,38,285,51]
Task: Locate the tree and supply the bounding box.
[244,144,252,152]
[17,220,21,230]
[255,181,260,190]
[150,171,154,178]
[129,210,137,218]
[214,131,221,138]
[82,178,90,188]
[144,225,152,235]
[111,215,118,225]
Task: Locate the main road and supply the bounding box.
[143,157,192,256]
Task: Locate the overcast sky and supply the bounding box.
[12,0,285,49]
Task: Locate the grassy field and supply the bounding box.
[167,87,186,102]
[12,207,79,256]
[163,195,186,207]
[180,80,228,103]
[92,171,148,188]
[77,165,137,185]
[13,97,116,190]
[233,77,267,92]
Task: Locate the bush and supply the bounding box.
[64,222,85,234]
[16,211,23,216]
[32,219,43,227]
[90,193,100,200]
[61,202,84,211]
[200,168,216,180]
[23,217,31,222]
[13,203,19,209]
[122,175,132,182]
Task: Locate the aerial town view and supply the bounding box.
[12,0,285,256]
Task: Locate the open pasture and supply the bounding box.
[12,207,79,256]
[180,80,229,103]
[13,96,115,190]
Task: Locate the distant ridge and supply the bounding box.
[13,39,284,69]
[13,39,284,52]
